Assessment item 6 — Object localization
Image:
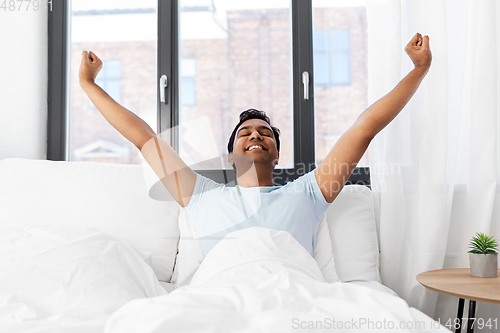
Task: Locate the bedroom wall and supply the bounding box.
[0,9,48,160]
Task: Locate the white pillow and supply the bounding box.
[325,185,381,282]
[170,209,204,287]
[0,158,180,282]
[0,225,166,331]
[313,214,339,283]
[170,210,339,286]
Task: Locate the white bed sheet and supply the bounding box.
[346,280,399,297]
[105,228,450,333]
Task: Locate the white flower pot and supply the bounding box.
[469,253,498,278]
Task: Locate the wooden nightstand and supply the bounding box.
[417,268,500,333]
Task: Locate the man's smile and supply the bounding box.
[245,143,267,151]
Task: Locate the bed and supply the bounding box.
[0,158,450,332]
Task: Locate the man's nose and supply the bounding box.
[249,131,263,140]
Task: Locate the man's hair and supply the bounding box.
[227,109,280,153]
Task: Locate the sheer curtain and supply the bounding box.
[366,0,500,326]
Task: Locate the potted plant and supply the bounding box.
[468,232,498,278]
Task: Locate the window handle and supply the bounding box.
[302,71,309,100]
[159,75,168,103]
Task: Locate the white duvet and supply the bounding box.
[105,227,450,333]
[0,225,166,333]
[0,225,450,333]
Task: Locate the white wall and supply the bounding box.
[0,9,48,160]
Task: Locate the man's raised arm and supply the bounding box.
[315,33,432,203]
[79,51,196,207]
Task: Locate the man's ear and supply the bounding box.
[275,151,280,166]
[228,152,234,166]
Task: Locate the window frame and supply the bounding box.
[47,0,69,161]
[47,0,369,186]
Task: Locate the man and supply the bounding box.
[79,33,431,258]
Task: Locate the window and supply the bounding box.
[312,1,369,169]
[180,58,196,106]
[48,0,369,185]
[177,0,294,170]
[313,29,351,86]
[89,60,122,107]
[67,1,157,165]
[73,139,130,163]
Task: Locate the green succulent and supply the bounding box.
[468,232,498,255]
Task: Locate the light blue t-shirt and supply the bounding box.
[183,170,330,258]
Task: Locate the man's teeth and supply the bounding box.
[248,146,263,151]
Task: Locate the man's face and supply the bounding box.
[229,118,279,168]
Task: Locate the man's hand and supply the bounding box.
[79,51,103,86]
[405,33,432,71]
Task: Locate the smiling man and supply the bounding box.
[227,111,280,187]
[180,109,334,257]
[79,33,431,259]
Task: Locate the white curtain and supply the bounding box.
[367,0,500,327]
